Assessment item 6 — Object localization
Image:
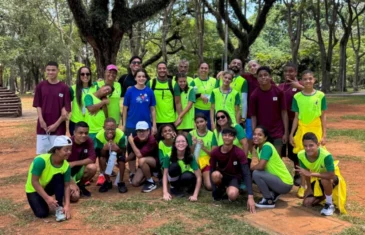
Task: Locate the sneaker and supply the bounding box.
[321,203,335,216]
[118,182,128,193]
[212,188,228,201]
[270,191,281,202]
[78,184,91,197]
[239,182,247,191]
[170,187,185,197]
[294,174,301,187]
[55,206,66,222]
[142,181,157,193]
[99,181,112,193]
[96,174,105,186]
[297,186,305,198]
[129,173,135,184]
[255,198,275,208]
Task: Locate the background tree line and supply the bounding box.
[0,0,364,93]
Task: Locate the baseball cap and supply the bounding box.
[106,64,118,72]
[136,121,149,130]
[52,136,73,148]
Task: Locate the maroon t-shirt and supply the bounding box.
[134,135,158,160]
[210,145,248,179]
[33,81,71,135]
[249,85,286,139]
[68,136,96,163]
[278,82,299,121]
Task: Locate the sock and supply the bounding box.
[325,194,333,205]
[147,178,154,183]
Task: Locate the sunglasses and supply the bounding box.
[131,61,142,65]
[216,115,226,120]
[80,73,91,76]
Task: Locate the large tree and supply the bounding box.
[66,0,171,78]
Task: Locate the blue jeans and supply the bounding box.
[245,118,253,140]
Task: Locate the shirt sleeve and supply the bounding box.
[237,148,248,164]
[118,135,127,149]
[95,138,103,149]
[87,140,97,163]
[162,156,170,169]
[84,94,94,107]
[241,80,248,93]
[174,83,181,96]
[292,97,299,113]
[159,149,165,163]
[190,81,195,87]
[191,158,199,171]
[188,89,196,102]
[321,96,328,111]
[33,84,42,108]
[234,93,241,105]
[64,166,71,182]
[63,85,72,112]
[210,92,215,104]
[146,80,151,88]
[70,87,74,101]
[150,89,156,107]
[209,151,217,171]
[211,134,218,147]
[235,124,246,140]
[187,133,193,146]
[324,154,335,172]
[31,157,46,176]
[260,145,273,161]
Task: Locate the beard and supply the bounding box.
[230,66,240,73]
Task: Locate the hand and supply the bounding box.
[289,135,295,147]
[171,131,177,139]
[200,94,208,104]
[240,118,246,126]
[110,142,120,152]
[121,125,125,132]
[152,126,157,136]
[63,205,71,220]
[163,192,172,201]
[320,136,326,146]
[47,123,58,133]
[61,107,69,121]
[68,161,77,168]
[304,188,313,198]
[39,119,48,131]
[247,196,256,213]
[192,136,197,145]
[211,123,216,131]
[216,71,224,79]
[102,98,110,105]
[295,166,311,177]
[102,143,110,151]
[128,133,134,143]
[174,117,182,127]
[282,134,287,144]
[45,196,59,210]
[189,195,198,202]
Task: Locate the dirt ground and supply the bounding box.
[0,96,364,234]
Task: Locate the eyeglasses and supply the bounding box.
[81,73,90,76]
[131,61,142,65]
[216,115,226,120]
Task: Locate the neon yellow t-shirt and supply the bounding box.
[70,85,97,123]
[218,75,248,93]
[158,140,173,163]
[84,94,106,134]
[177,87,196,130]
[210,88,241,124]
[97,81,122,125]
[298,147,334,173]
[213,124,246,148]
[292,90,327,124]
[191,77,218,110]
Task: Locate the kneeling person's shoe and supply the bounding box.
[118,182,128,193]
[142,181,157,193]
[55,206,66,222]
[99,181,112,193]
[321,203,335,216]
[297,186,305,199]
[255,198,275,208]
[78,184,91,197]
[170,187,184,197]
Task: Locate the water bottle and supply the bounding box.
[105,151,117,176]
[194,141,201,161]
[114,172,120,186]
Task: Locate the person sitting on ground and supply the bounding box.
[210,127,255,213]
[127,121,159,193]
[187,113,217,190]
[296,132,337,216]
[162,134,202,201]
[25,136,72,222]
[251,126,293,209]
[68,121,97,201]
[96,118,127,193]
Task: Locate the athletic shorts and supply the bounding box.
[71,165,85,183]
[221,174,241,189]
[201,165,211,173]
[245,119,253,140]
[36,135,58,154]
[96,148,126,163]
[309,176,339,195]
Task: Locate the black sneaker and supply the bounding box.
[270,191,281,202]
[129,173,135,184]
[142,181,157,193]
[212,188,228,201]
[99,181,112,193]
[118,182,128,193]
[78,183,91,197]
[170,187,184,197]
[255,198,275,208]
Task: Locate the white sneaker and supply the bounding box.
[55,206,66,222]
[321,203,335,216]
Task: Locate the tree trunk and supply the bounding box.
[337,41,347,92]
[0,64,3,87]
[9,67,16,92]
[18,62,25,94]
[195,0,204,63]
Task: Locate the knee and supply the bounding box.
[138,158,146,166]
[227,188,239,201]
[303,197,315,207]
[86,164,97,175]
[168,163,181,177]
[252,170,260,180]
[70,192,80,203]
[211,171,222,184]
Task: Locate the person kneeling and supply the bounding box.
[68,121,97,202]
[210,127,255,213]
[296,132,337,216]
[127,121,159,192]
[162,134,202,201]
[25,136,72,222]
[251,126,293,208]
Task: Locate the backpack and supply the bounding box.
[151,78,176,112]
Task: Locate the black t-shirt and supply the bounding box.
[118,73,151,97]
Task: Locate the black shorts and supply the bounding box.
[96,148,126,163]
[308,176,339,197]
[221,174,241,189]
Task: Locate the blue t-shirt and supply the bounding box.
[123,86,156,128]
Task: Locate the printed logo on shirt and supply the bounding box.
[292,88,297,92]
[136,93,150,103]
[233,161,237,166]
[59,93,64,98]
[273,97,278,101]
[84,149,88,153]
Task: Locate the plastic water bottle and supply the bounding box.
[194,141,201,161]
[114,172,120,186]
[105,151,117,176]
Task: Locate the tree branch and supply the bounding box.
[218,0,245,39]
[66,0,92,38]
[228,0,253,32]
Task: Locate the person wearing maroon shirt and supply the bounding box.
[127,121,159,193]
[67,122,97,202]
[33,61,71,154]
[250,66,288,154]
[210,127,255,213]
[278,63,303,186]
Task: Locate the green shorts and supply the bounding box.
[71,165,85,183]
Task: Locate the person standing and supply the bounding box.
[33,61,71,154]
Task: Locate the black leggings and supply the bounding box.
[168,162,196,193]
[26,173,65,218]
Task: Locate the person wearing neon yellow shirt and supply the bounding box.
[295,132,337,216]
[210,70,241,128]
[174,73,196,134]
[190,62,218,129]
[69,66,97,135]
[251,126,293,208]
[96,64,122,126]
[173,60,195,115]
[289,70,327,198]
[25,136,72,222]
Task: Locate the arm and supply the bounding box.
[235,105,240,126]
[31,175,58,208]
[128,135,143,159]
[250,159,268,171]
[240,138,249,157]
[150,106,157,135]
[36,107,48,131]
[320,111,327,145]
[174,96,183,114]
[290,113,299,146]
[63,182,71,219]
[162,168,172,201]
[240,163,256,213]
[241,93,248,119]
[210,104,215,131]
[68,158,93,168]
[122,105,128,132]
[281,110,289,144]
[178,101,193,119]
[86,99,108,113]
[251,116,257,131]
[189,169,202,201]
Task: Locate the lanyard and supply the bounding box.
[82,87,90,94]
[221,88,231,108]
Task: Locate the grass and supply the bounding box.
[341,115,365,121]
[0,122,35,148]
[0,198,20,216]
[327,129,365,142]
[150,221,188,235]
[327,96,365,105]
[0,173,27,185]
[336,155,364,163]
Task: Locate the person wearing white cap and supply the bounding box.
[96,64,122,125]
[25,135,73,222]
[127,121,159,192]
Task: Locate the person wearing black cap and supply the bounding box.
[118,56,150,97]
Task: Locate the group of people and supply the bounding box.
[26,57,343,222]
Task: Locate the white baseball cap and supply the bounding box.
[135,121,149,130]
[52,135,73,148]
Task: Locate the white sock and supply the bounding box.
[147,178,154,183]
[325,194,333,205]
